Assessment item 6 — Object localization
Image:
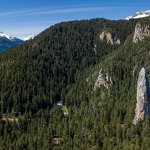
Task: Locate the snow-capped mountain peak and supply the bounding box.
[0,32,15,40]
[21,35,35,41]
[125,10,150,20]
[0,32,24,53]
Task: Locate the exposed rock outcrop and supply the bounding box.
[94,68,113,90]
[133,23,150,43]
[93,43,97,53]
[133,68,150,125]
[99,31,120,45]
[132,65,137,77]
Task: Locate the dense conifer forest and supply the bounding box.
[0,17,150,149]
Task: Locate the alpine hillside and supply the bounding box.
[0,16,150,149]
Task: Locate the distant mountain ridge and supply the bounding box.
[125,10,150,20]
[21,35,35,41]
[0,32,24,52]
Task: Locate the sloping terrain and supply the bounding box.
[1,17,150,149]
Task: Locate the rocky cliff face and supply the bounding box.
[94,68,113,90]
[133,23,150,43]
[133,68,150,125]
[99,31,120,45]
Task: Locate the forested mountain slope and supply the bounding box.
[0,18,137,114]
[1,17,150,149]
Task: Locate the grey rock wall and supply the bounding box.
[133,23,150,43]
[99,31,120,45]
[94,68,113,90]
[133,68,150,124]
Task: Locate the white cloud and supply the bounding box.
[0,6,111,17]
[29,7,109,15]
[0,9,35,16]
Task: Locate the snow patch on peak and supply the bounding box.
[125,10,150,20]
[0,32,14,40]
[21,35,35,41]
[0,32,24,53]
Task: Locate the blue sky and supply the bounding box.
[0,0,149,38]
